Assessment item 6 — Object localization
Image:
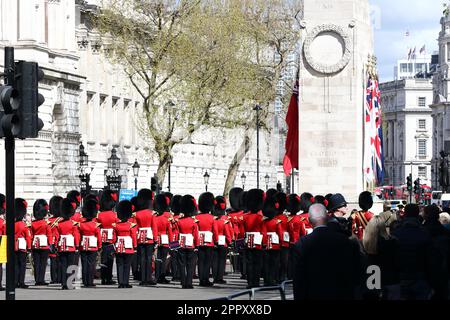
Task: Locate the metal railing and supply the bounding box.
[211,280,293,301]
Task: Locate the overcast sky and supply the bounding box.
[370,0,443,82]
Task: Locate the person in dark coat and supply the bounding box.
[391,204,439,300]
[293,204,363,300]
[327,194,352,237]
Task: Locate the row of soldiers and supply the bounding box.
[0,187,374,290]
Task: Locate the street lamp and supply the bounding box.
[79,142,93,197]
[241,172,246,190]
[203,170,210,192]
[264,174,270,191]
[253,104,262,189]
[132,159,140,191]
[105,148,122,192]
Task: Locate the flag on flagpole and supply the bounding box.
[420,45,426,55]
[283,74,299,177]
[412,47,417,60]
[407,48,412,60]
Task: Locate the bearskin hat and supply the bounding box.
[170,195,182,215]
[229,188,243,212]
[246,189,264,213]
[84,193,99,205]
[286,194,301,215]
[15,198,28,221]
[274,192,287,215]
[82,199,99,220]
[262,195,279,220]
[67,190,81,208]
[136,189,154,211]
[165,192,173,201]
[180,195,198,217]
[300,193,315,213]
[198,192,215,214]
[213,196,227,217]
[100,189,118,212]
[314,195,329,209]
[358,191,373,211]
[49,196,63,218]
[0,193,5,215]
[240,191,248,212]
[33,199,49,220]
[154,194,170,214]
[266,189,278,200]
[130,196,138,213]
[61,198,76,220]
[116,200,133,222]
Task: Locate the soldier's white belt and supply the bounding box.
[199,231,213,243]
[139,227,154,240]
[59,235,75,247]
[17,237,27,250]
[179,233,194,247]
[267,232,279,244]
[101,228,114,241]
[117,236,133,249]
[33,235,48,248]
[82,236,98,248]
[245,232,262,245]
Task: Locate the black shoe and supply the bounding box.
[101,280,107,285]
[62,285,69,290]
[157,278,170,284]
[214,280,227,284]
[205,281,214,287]
[240,275,247,280]
[19,284,29,289]
[105,280,116,285]
[118,284,124,288]
[145,280,157,286]
[125,284,133,288]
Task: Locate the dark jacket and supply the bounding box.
[367,237,401,287]
[292,226,364,300]
[327,216,352,238]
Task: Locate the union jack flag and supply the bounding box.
[363,76,384,185]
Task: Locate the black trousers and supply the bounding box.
[59,252,75,288]
[240,248,247,277]
[178,249,196,287]
[0,263,3,288]
[212,246,227,281]
[170,249,180,280]
[131,253,140,280]
[138,244,155,283]
[245,249,262,287]
[156,246,170,281]
[116,254,132,285]
[15,251,27,286]
[50,256,61,283]
[287,245,295,280]
[100,243,115,282]
[279,247,289,283]
[32,249,49,284]
[80,251,97,286]
[198,247,213,284]
[264,250,280,286]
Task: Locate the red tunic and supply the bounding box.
[213,216,233,247]
[113,221,137,254]
[155,212,174,248]
[242,211,264,250]
[228,211,244,240]
[196,213,217,247]
[56,220,80,253]
[352,210,374,240]
[96,210,120,244]
[287,215,307,245]
[276,214,290,248]
[262,218,283,250]
[0,218,4,236]
[71,212,83,223]
[299,213,313,234]
[79,221,102,251]
[171,214,181,242]
[15,221,32,252]
[31,219,53,250]
[47,217,62,257]
[134,209,158,245]
[177,217,199,249]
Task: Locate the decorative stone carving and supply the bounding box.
[303,24,352,75]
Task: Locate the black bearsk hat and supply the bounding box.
[137,188,154,210]
[246,189,264,213]
[100,189,118,211]
[130,196,139,213]
[274,192,287,215]
[49,196,63,218]
[61,198,75,220]
[229,188,243,211]
[262,194,278,220]
[0,193,5,214]
[300,192,315,212]
[198,192,215,213]
[33,199,49,220]
[240,191,248,212]
[180,195,197,217]
[67,190,81,207]
[359,191,373,211]
[84,193,99,204]
[213,196,227,217]
[154,194,170,214]
[266,189,278,200]
[116,200,133,222]
[82,199,98,220]
[15,198,28,221]
[170,195,182,215]
[286,194,301,215]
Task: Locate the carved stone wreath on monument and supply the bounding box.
[303,24,353,75]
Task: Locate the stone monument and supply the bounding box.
[298,0,375,201]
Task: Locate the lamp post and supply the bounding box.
[132,159,140,191]
[253,104,262,189]
[105,148,122,192]
[241,172,246,190]
[264,174,270,191]
[204,170,210,192]
[79,142,93,198]
[440,151,449,193]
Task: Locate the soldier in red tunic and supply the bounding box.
[242,189,265,289]
[56,198,80,290]
[274,192,290,283]
[177,195,200,289]
[67,190,83,223]
[48,196,63,284]
[135,189,158,286]
[14,198,31,288]
[154,193,174,284]
[169,195,183,281]
[352,191,375,240]
[113,200,137,288]
[0,193,5,291]
[286,194,306,280]
[227,188,244,276]
[129,196,140,281]
[212,196,232,284]
[31,199,52,286]
[79,199,102,288]
[96,190,119,285]
[299,193,315,234]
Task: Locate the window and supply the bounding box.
[400,63,408,73]
[418,139,427,157]
[418,97,426,107]
[418,167,427,179]
[418,119,426,130]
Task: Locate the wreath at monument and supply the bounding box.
[303,24,353,75]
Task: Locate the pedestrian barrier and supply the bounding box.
[211,280,293,300]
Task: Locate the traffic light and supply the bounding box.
[0,85,20,137]
[407,174,413,192]
[151,176,158,192]
[414,178,421,194]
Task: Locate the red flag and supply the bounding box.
[283,77,299,176]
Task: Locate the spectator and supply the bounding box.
[439,212,450,231]
[327,193,352,237]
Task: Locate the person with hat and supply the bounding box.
[299,193,315,234]
[96,190,119,285]
[242,189,265,289]
[177,195,200,289]
[56,198,80,290]
[154,193,174,284]
[67,190,83,223]
[274,192,290,283]
[352,191,375,240]
[14,198,32,288]
[48,196,63,284]
[227,188,245,276]
[0,193,5,291]
[129,196,140,281]
[31,199,53,286]
[169,195,183,281]
[113,200,137,288]
[79,199,102,288]
[212,196,232,284]
[134,189,158,286]
[286,194,307,280]
[327,193,352,237]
